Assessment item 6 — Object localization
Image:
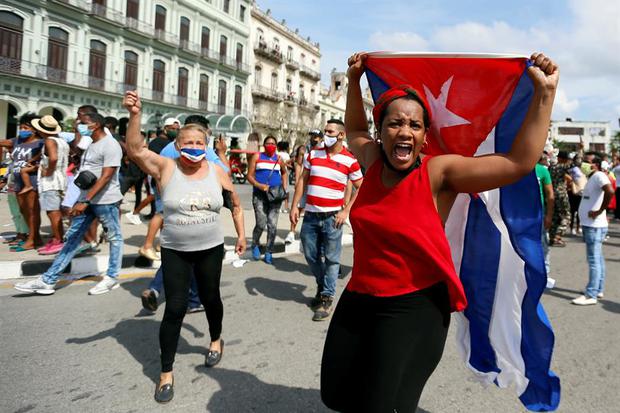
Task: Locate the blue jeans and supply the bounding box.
[300,212,343,297]
[149,266,201,309]
[42,203,123,284]
[583,226,607,298]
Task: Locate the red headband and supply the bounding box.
[372,85,431,128]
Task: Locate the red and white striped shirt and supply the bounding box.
[303,147,363,212]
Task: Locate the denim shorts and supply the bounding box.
[39,190,63,211]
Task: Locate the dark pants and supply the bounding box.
[120,173,145,210]
[321,284,450,413]
[159,244,225,372]
[252,191,282,253]
[615,188,620,219]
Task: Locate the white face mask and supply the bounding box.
[323,134,339,148]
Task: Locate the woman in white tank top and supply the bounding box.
[123,91,246,404]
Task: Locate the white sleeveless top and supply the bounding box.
[38,136,69,192]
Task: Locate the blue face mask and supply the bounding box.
[179,147,206,163]
[17,130,33,141]
[77,124,92,137]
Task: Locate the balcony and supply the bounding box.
[284,93,298,105]
[300,64,321,81]
[285,58,299,71]
[126,17,154,36]
[53,0,91,12]
[299,98,320,112]
[90,4,126,26]
[179,40,201,55]
[217,55,251,74]
[253,41,283,64]
[155,29,179,46]
[252,84,284,102]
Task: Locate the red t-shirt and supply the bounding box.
[347,156,467,312]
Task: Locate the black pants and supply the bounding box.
[159,244,225,372]
[615,188,620,219]
[321,283,451,413]
[120,174,144,210]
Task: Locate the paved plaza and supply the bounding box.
[1,213,619,412]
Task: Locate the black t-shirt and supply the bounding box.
[148,137,170,155]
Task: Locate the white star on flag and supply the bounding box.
[423,76,471,152]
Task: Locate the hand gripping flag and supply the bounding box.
[365,52,560,412]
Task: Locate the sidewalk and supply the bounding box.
[0,186,354,279]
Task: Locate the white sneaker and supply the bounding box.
[125,212,142,225]
[88,276,120,295]
[14,277,56,295]
[571,295,597,306]
[285,231,295,245]
[583,290,604,299]
[546,277,556,289]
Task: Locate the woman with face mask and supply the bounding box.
[0,113,44,251]
[122,91,246,404]
[246,135,289,264]
[318,52,559,413]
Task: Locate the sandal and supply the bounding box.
[551,239,566,247]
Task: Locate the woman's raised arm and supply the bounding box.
[122,91,169,181]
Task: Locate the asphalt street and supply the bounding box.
[1,222,619,413]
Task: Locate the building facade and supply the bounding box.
[549,119,612,153]
[0,0,252,140]
[249,4,321,148]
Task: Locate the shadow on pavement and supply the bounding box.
[245,276,310,306]
[271,256,313,276]
[198,366,329,413]
[66,319,205,384]
[121,235,146,248]
[544,286,620,314]
[120,276,153,298]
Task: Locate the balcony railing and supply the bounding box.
[90,4,126,26]
[180,40,201,54]
[254,41,283,63]
[1,57,248,115]
[155,29,180,45]
[126,17,154,36]
[53,0,91,12]
[252,84,284,102]
[300,64,321,81]
[285,58,299,71]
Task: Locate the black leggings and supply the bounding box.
[321,283,451,413]
[159,244,225,372]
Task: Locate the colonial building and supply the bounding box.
[0,0,252,140]
[250,3,321,147]
[549,119,612,153]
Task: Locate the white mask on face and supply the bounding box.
[323,134,339,148]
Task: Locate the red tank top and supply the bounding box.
[347,156,467,312]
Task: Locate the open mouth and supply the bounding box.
[392,142,413,162]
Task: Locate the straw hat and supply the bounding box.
[32,115,62,135]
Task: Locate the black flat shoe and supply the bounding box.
[205,339,224,368]
[154,378,174,404]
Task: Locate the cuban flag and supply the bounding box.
[365,52,560,412]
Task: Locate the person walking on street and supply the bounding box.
[247,135,288,264]
[15,112,124,295]
[548,150,572,246]
[290,119,363,321]
[123,90,246,404]
[572,157,614,305]
[536,155,555,286]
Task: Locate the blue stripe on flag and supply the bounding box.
[365,69,390,102]
[496,69,561,412]
[460,195,501,375]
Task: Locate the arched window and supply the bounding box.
[286,46,293,61]
[0,11,24,67]
[286,78,292,93]
[124,51,138,89]
[219,35,227,60]
[177,67,189,103]
[47,27,69,83]
[152,59,165,100]
[236,43,243,65]
[234,85,242,112]
[199,74,209,109]
[218,80,227,112]
[179,16,190,46]
[254,66,262,86]
[256,28,265,46]
[89,39,107,90]
[155,5,166,32]
[201,26,210,52]
[126,0,139,20]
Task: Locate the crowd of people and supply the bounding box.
[0,51,618,410]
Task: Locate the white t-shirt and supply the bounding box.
[278,151,291,163]
[578,171,611,228]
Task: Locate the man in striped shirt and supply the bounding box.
[290,119,364,321]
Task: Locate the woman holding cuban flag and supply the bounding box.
[320,52,559,412]
[123,91,246,404]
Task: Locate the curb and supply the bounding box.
[0,235,353,280]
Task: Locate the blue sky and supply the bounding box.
[257,0,620,128]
